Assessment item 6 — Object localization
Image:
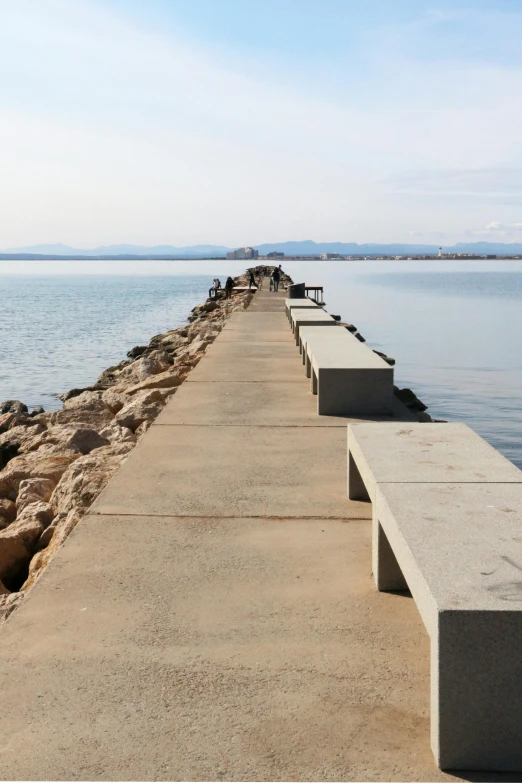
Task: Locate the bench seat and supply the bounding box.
[284,297,319,319]
[375,482,522,770]
[310,342,394,415]
[290,310,337,344]
[347,421,522,770]
[347,422,522,503]
[298,325,361,377]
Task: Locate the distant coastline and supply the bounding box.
[2,253,522,261]
[4,239,522,260]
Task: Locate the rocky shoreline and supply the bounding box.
[0,268,266,626]
[0,264,432,627]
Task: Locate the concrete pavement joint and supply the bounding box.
[87,511,370,521]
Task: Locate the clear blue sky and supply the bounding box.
[1,0,522,247]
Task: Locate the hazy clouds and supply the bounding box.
[1,0,522,246]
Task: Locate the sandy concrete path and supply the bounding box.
[0,285,491,781]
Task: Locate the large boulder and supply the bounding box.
[114,390,165,432]
[25,508,84,589]
[0,413,16,433]
[0,498,16,523]
[0,400,28,415]
[101,387,128,413]
[50,444,133,516]
[0,452,77,501]
[121,350,171,382]
[0,530,29,583]
[0,502,53,583]
[62,390,110,412]
[20,425,109,456]
[127,345,148,359]
[95,359,131,388]
[0,442,19,471]
[393,387,428,412]
[98,423,136,446]
[123,369,183,396]
[49,407,114,429]
[0,423,46,451]
[16,478,56,513]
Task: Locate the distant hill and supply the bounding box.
[254,240,522,256]
[2,240,522,259]
[2,243,231,257]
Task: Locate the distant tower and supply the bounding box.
[438,246,443,257]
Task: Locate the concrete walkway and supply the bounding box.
[0,286,498,781]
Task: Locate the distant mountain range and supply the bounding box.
[2,240,522,258]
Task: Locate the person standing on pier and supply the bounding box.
[248,270,256,290]
[225,276,235,299]
[272,265,280,292]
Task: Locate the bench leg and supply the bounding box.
[311,368,318,395]
[347,451,370,501]
[373,517,407,591]
[305,351,312,378]
[431,611,522,770]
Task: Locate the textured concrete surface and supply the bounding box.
[91,424,371,519]
[0,514,458,782]
[217,328,293,342]
[375,482,522,770]
[1,285,514,780]
[154,380,360,427]
[224,312,288,331]
[348,422,522,502]
[186,354,306,383]
[206,340,299,359]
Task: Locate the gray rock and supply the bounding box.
[393,387,428,412]
[0,400,28,415]
[127,345,148,359]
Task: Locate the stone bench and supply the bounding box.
[347,422,522,503]
[347,422,522,770]
[298,325,361,377]
[284,297,319,320]
[309,342,394,415]
[290,309,337,345]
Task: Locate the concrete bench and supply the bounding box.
[310,342,394,415]
[284,297,319,320]
[290,310,337,345]
[347,422,522,503]
[347,422,522,770]
[298,326,361,377]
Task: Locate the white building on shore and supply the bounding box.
[226,247,259,260]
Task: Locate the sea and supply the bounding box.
[1,259,521,468]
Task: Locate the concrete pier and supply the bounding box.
[0,287,484,781]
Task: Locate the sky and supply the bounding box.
[1,0,522,248]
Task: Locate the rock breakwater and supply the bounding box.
[0,269,260,625]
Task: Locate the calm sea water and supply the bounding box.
[1,259,521,468]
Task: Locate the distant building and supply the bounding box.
[438,247,443,257]
[267,251,284,259]
[320,252,341,260]
[226,247,259,260]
